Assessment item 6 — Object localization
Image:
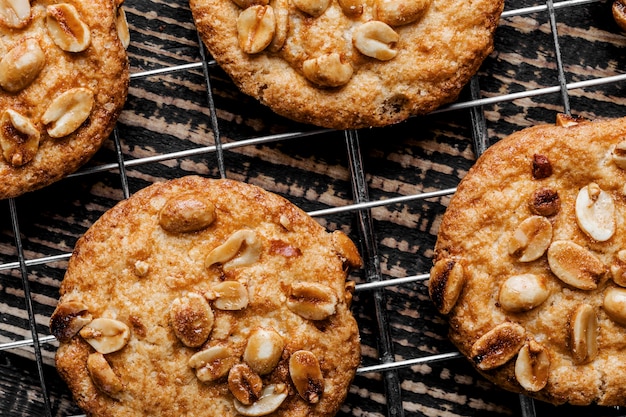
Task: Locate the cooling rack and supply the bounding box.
[2,0,626,416]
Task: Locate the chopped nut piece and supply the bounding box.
[292,0,330,16]
[189,345,235,382]
[286,282,338,320]
[42,88,94,138]
[575,183,615,242]
[611,250,626,287]
[268,0,289,52]
[332,230,362,269]
[613,139,626,170]
[228,363,263,405]
[344,280,356,307]
[374,0,432,26]
[569,304,598,364]
[353,21,399,61]
[532,154,552,179]
[529,188,560,217]
[243,327,284,375]
[508,216,553,262]
[237,5,275,54]
[289,350,324,403]
[514,340,550,392]
[133,260,150,277]
[116,5,130,49]
[428,258,465,314]
[205,229,262,269]
[337,0,363,16]
[170,293,214,348]
[302,53,353,88]
[614,0,626,32]
[555,113,585,127]
[603,287,626,326]
[79,318,130,354]
[0,38,45,93]
[547,240,606,290]
[0,0,31,28]
[0,109,40,167]
[46,3,91,52]
[470,322,525,370]
[50,301,93,342]
[87,352,123,397]
[498,274,550,313]
[206,281,249,310]
[233,383,288,416]
[159,191,216,233]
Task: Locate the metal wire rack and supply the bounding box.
[2,0,626,416]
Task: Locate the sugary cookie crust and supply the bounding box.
[429,115,626,406]
[51,176,362,417]
[190,0,503,129]
[0,0,129,199]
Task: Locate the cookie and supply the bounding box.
[189,0,503,129]
[429,115,626,406]
[0,0,129,199]
[50,176,362,417]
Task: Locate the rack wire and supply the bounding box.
[2,0,626,416]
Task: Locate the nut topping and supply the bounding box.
[514,340,550,392]
[529,188,560,217]
[613,139,626,169]
[0,38,45,93]
[611,250,626,287]
[428,258,465,314]
[170,293,214,348]
[374,0,432,27]
[116,5,130,49]
[87,352,123,397]
[353,21,399,61]
[243,327,284,375]
[228,363,263,405]
[531,154,552,179]
[470,322,525,371]
[205,281,249,310]
[547,240,606,290]
[42,88,95,138]
[498,274,550,313]
[0,0,31,28]
[46,3,91,52]
[569,303,598,364]
[302,53,354,88]
[555,113,585,127]
[286,282,338,320]
[268,0,289,52]
[205,229,262,269]
[337,0,364,16]
[289,350,324,403]
[0,109,40,167]
[159,192,216,233]
[292,0,330,17]
[575,183,615,242]
[603,287,626,326]
[50,301,93,342]
[508,216,553,262]
[189,345,235,382]
[233,383,288,416]
[237,5,275,54]
[613,0,626,32]
[79,318,130,354]
[332,230,363,269]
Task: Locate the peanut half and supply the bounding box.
[0,109,40,167]
[42,87,95,138]
[0,38,45,93]
[46,3,91,52]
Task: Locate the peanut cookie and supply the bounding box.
[429,115,626,406]
[189,0,503,129]
[50,176,362,417]
[0,0,129,199]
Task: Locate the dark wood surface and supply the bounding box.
[3,0,626,416]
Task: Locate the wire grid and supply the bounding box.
[2,0,626,416]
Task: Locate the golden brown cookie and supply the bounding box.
[51,176,362,417]
[189,0,503,129]
[0,0,129,199]
[429,115,626,406]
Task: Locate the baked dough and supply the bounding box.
[190,0,504,129]
[51,176,362,417]
[0,0,129,199]
[429,115,626,406]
